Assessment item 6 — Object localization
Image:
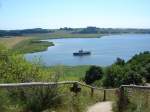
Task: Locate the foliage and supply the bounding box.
[0,28,53,37]
[0,50,41,83]
[0,44,62,112]
[78,27,99,34]
[84,51,150,87]
[114,58,125,66]
[102,65,125,87]
[84,66,103,84]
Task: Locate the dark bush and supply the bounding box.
[84,66,103,84]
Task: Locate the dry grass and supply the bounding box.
[0,36,30,48]
[114,88,150,112]
[125,88,150,112]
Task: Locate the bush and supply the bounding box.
[102,65,125,87]
[123,70,143,85]
[141,63,150,82]
[8,86,61,112]
[84,66,103,84]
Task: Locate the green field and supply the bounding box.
[45,65,90,81]
[25,32,103,39]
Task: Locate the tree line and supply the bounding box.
[0,28,53,37]
[1,27,150,37]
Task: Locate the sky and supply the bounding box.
[0,0,150,30]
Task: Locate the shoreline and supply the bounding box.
[22,33,106,53]
[2,33,150,54]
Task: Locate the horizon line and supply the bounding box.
[1,27,150,31]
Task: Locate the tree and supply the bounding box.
[79,27,99,34]
[102,65,125,87]
[84,66,103,84]
[115,58,125,66]
[140,64,150,82]
[123,70,143,85]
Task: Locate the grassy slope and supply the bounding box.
[0,36,29,48]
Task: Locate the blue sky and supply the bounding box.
[0,0,150,30]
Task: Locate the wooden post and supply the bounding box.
[70,82,81,96]
[103,89,106,101]
[118,86,124,112]
[91,88,94,97]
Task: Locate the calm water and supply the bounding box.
[26,34,150,66]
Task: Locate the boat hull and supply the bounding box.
[73,52,91,56]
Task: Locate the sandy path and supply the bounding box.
[87,101,113,112]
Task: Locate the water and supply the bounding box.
[26,34,150,66]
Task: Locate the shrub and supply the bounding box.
[123,70,143,85]
[102,65,125,87]
[84,66,103,84]
[8,85,61,112]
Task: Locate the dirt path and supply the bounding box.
[87,101,113,112]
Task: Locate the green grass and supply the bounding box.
[13,39,54,53]
[42,65,90,81]
[24,32,103,39]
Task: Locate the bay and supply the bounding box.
[26,34,150,66]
